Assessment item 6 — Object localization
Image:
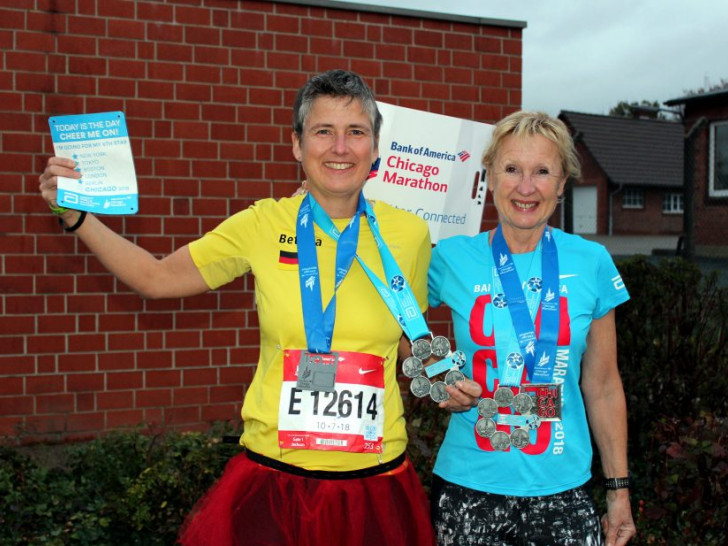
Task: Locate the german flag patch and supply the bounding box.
[278,250,298,270]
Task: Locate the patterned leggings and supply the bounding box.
[431,475,604,546]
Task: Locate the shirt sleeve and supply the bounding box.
[427,241,448,308]
[594,246,630,318]
[188,205,259,290]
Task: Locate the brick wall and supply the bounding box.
[683,101,728,251]
[0,0,522,444]
[612,189,683,235]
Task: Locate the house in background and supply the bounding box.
[557,111,685,238]
[665,89,728,258]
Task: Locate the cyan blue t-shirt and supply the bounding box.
[428,228,629,496]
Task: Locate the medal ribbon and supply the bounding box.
[296,193,362,353]
[297,194,430,353]
[491,224,560,384]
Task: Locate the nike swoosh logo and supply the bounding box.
[559,274,578,279]
[358,368,376,375]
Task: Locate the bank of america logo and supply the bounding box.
[457,150,471,162]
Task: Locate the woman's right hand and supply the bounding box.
[39,157,82,221]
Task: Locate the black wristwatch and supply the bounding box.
[604,475,632,490]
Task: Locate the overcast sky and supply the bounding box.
[334,0,728,116]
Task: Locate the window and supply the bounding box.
[622,188,644,209]
[663,192,684,214]
[710,121,728,198]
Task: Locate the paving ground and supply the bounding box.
[582,234,728,285]
[582,235,680,257]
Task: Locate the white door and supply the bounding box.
[573,186,597,234]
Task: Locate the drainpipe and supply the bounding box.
[608,180,623,236]
[682,117,707,261]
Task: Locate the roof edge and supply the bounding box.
[272,0,527,28]
[665,88,728,106]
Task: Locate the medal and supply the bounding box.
[296,352,339,392]
[509,427,530,449]
[429,380,450,403]
[444,369,465,386]
[494,386,515,408]
[512,392,534,414]
[410,375,431,398]
[477,397,498,419]
[411,338,432,360]
[402,356,424,378]
[431,335,451,358]
[475,417,496,438]
[405,335,468,403]
[522,383,563,421]
[490,431,510,451]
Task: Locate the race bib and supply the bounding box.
[278,349,385,453]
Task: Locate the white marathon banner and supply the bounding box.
[364,102,493,243]
[49,111,138,215]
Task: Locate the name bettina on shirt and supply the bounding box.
[279,233,322,246]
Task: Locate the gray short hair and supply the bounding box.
[292,70,382,140]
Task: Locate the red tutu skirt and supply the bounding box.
[178,451,435,546]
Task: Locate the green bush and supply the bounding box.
[615,257,728,441]
[604,256,728,545]
[0,425,241,545]
[635,412,728,545]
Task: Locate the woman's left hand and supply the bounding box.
[439,378,482,412]
[602,490,636,546]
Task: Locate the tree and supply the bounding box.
[609,100,665,119]
[682,77,728,97]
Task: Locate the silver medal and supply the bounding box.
[401,356,424,378]
[510,427,530,449]
[475,417,496,438]
[477,397,498,419]
[512,393,534,414]
[431,335,451,358]
[411,338,432,361]
[494,387,515,408]
[410,375,431,398]
[429,380,450,403]
[490,431,511,451]
[444,369,465,386]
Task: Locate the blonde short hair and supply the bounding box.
[482,110,581,181]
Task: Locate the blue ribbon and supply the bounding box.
[491,224,560,383]
[296,194,430,354]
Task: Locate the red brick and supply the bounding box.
[202,403,239,423]
[97,390,133,410]
[66,412,104,432]
[36,393,74,413]
[146,370,180,388]
[67,373,104,392]
[183,368,217,386]
[107,371,143,390]
[58,353,97,373]
[173,386,208,405]
[107,409,144,428]
[136,388,172,407]
[0,376,23,396]
[0,396,33,415]
[26,373,64,394]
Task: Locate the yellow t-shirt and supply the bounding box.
[188,194,431,471]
